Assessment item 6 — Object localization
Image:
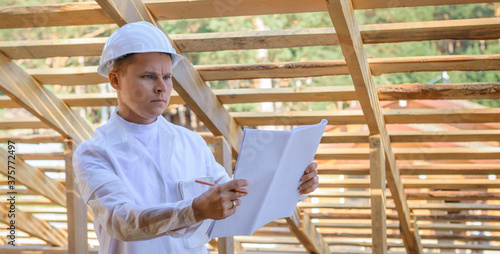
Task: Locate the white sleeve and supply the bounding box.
[73,142,199,241]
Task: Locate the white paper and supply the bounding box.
[209,119,327,238]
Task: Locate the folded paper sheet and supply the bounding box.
[210,119,327,238]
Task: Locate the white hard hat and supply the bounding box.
[97,21,184,77]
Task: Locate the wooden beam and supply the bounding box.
[0,117,49,129]
[26,67,107,86]
[286,208,331,254]
[0,148,66,207]
[315,147,500,161]
[325,2,421,254]
[6,83,500,107]
[319,163,500,175]
[351,0,500,9]
[311,190,500,201]
[4,17,500,58]
[144,0,498,20]
[197,55,500,80]
[96,0,244,156]
[26,53,500,83]
[316,222,500,232]
[0,204,68,247]
[0,38,106,59]
[0,52,94,144]
[369,135,387,254]
[318,179,500,189]
[171,18,500,52]
[214,136,235,254]
[0,2,113,29]
[64,140,89,254]
[300,202,500,211]
[232,108,500,126]
[0,134,65,144]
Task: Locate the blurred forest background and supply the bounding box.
[1,0,500,125]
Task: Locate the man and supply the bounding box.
[73,21,319,254]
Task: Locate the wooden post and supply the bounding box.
[64,140,89,254]
[214,136,235,254]
[369,135,387,254]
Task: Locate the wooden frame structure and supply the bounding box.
[1,0,500,253]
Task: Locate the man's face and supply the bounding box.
[110,52,173,124]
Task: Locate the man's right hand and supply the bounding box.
[192,179,248,221]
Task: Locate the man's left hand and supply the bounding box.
[298,162,319,195]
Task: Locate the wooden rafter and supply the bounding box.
[0,205,68,247]
[286,208,331,254]
[0,52,94,144]
[4,17,500,56]
[2,83,500,108]
[318,163,500,175]
[325,1,422,254]
[231,108,500,126]
[25,55,500,84]
[95,0,243,155]
[144,0,499,20]
[315,147,500,160]
[0,148,66,207]
[0,2,113,29]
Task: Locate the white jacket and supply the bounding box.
[73,110,229,253]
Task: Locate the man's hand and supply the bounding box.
[298,162,319,195]
[192,179,248,222]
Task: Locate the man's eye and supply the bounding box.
[144,75,154,79]
[163,75,171,80]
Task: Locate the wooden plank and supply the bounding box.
[322,129,500,143]
[171,18,500,52]
[325,1,420,253]
[144,0,498,20]
[0,38,106,59]
[316,222,500,232]
[351,0,500,9]
[64,140,89,254]
[17,153,66,160]
[96,0,244,156]
[145,0,327,20]
[319,163,500,175]
[369,135,386,254]
[197,61,349,81]
[311,190,500,201]
[231,108,500,126]
[5,17,500,58]
[300,202,500,211]
[0,2,113,29]
[376,83,500,101]
[370,54,500,76]
[25,54,500,83]
[0,117,49,129]
[315,147,500,161]
[0,52,94,144]
[285,208,331,254]
[0,204,68,246]
[5,82,500,107]
[197,55,500,80]
[0,134,64,144]
[0,148,66,207]
[26,67,107,86]
[214,136,235,254]
[318,179,500,189]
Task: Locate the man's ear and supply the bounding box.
[109,70,121,90]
